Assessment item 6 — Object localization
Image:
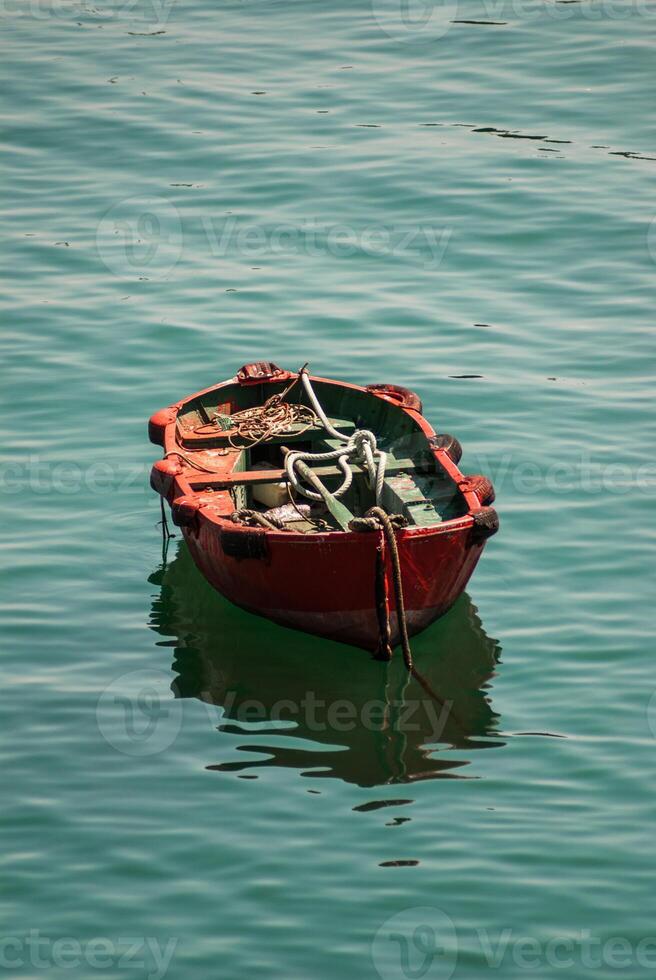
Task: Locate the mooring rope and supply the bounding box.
[349,507,413,671]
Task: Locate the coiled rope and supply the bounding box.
[229,508,286,531]
[192,378,319,451]
[231,504,330,533]
[284,369,388,506]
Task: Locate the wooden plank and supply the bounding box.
[382,473,442,527]
[189,458,418,489]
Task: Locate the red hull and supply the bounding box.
[184,517,485,650]
[149,365,497,651]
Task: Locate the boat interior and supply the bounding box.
[174,377,468,532]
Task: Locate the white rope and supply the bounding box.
[284,370,387,505]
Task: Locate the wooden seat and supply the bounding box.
[188,456,419,491]
[381,472,442,527]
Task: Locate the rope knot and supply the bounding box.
[348,428,377,457]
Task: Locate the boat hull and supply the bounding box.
[183,516,485,651]
[149,364,498,653]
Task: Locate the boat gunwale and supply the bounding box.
[158,371,486,540]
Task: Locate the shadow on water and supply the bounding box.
[148,544,506,787]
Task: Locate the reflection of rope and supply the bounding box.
[349,507,413,671]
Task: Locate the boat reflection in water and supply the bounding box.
[149,544,505,787]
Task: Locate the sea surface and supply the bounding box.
[1,1,655,977]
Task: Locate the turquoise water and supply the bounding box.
[2,1,656,977]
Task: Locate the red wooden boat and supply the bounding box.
[149,361,498,653]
